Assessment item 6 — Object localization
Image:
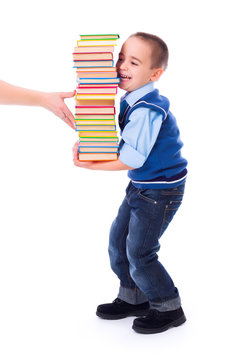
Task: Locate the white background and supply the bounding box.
[0,0,236,359]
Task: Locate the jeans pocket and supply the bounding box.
[158,199,182,238]
[138,189,159,205]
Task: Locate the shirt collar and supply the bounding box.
[121,82,155,107]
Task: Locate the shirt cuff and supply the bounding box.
[119,143,146,168]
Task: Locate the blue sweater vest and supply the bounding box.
[119,89,188,189]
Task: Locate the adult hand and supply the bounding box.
[41,91,75,130]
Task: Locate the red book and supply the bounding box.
[72,52,113,60]
[75,106,116,115]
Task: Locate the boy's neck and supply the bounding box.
[122,82,155,107]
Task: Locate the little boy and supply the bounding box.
[73,32,188,334]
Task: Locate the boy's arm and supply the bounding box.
[0,80,75,129]
[73,141,134,171]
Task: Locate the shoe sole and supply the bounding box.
[96,309,149,320]
[132,315,186,334]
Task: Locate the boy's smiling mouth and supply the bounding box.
[119,74,132,80]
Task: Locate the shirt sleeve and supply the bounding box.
[119,107,163,168]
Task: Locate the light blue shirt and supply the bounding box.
[119,82,163,168]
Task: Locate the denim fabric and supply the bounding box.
[108,181,185,311]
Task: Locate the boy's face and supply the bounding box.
[116,36,162,93]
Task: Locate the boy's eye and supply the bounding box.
[131,62,138,66]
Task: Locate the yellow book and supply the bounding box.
[77,40,117,47]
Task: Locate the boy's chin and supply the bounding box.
[119,82,132,92]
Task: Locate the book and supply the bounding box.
[76,71,117,79]
[80,34,119,40]
[76,94,116,101]
[76,99,115,106]
[74,114,115,120]
[74,46,114,53]
[77,78,120,84]
[76,86,117,94]
[78,136,119,142]
[79,83,118,87]
[76,66,116,72]
[72,52,113,61]
[78,141,118,146]
[78,130,118,137]
[75,106,116,115]
[73,60,114,67]
[78,153,118,161]
[76,124,116,131]
[75,119,116,125]
[77,39,118,47]
[78,146,118,153]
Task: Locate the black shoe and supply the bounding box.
[96,298,150,320]
[132,308,186,334]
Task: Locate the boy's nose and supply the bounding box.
[119,62,128,71]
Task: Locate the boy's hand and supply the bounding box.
[73,141,134,171]
[73,141,94,168]
[42,91,76,130]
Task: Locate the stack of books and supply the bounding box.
[73,34,120,161]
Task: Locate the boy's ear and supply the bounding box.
[150,68,163,81]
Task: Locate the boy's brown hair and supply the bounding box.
[129,32,169,71]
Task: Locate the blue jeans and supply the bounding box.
[108,181,185,311]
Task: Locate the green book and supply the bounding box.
[80,34,120,40]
